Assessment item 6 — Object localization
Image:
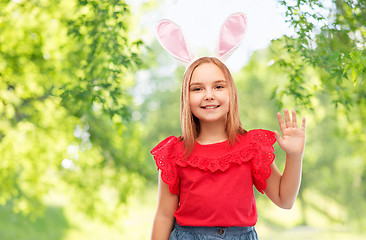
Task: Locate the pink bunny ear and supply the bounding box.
[215,12,247,62]
[156,19,195,66]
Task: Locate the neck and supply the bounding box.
[196,119,228,145]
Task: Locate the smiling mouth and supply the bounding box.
[201,105,220,109]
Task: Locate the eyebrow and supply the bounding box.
[190,80,226,86]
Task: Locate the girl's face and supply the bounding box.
[189,63,230,124]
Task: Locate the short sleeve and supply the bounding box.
[249,129,276,194]
[150,136,182,195]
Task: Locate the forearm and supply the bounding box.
[268,109,306,209]
[151,171,178,239]
[279,153,303,208]
[151,213,175,240]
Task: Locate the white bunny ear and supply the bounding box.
[156,19,195,67]
[214,12,247,62]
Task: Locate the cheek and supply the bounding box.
[222,93,230,113]
[225,95,230,104]
[224,98,230,112]
[221,91,230,105]
[189,94,200,107]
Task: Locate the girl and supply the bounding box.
[150,57,306,239]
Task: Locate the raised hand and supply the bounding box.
[275,109,306,156]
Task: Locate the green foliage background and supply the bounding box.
[0,0,365,238]
[0,0,148,221]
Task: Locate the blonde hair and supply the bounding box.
[180,57,246,156]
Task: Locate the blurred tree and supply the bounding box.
[0,0,147,221]
[269,0,365,228]
[129,40,183,182]
[275,0,365,110]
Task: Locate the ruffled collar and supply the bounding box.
[175,133,255,172]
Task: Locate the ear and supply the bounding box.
[156,19,195,67]
[214,12,247,62]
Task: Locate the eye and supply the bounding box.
[191,87,202,92]
[215,85,225,89]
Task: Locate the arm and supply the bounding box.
[151,170,179,240]
[264,109,306,209]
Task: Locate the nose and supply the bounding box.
[204,89,214,100]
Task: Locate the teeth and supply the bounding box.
[203,106,218,109]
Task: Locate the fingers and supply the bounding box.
[301,117,306,130]
[277,112,286,133]
[278,109,302,129]
[284,109,291,128]
[292,110,298,128]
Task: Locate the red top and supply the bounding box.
[151,129,276,227]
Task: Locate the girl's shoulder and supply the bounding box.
[243,129,276,146]
[150,136,184,195]
[150,135,185,160]
[245,129,277,193]
[231,129,275,149]
[151,135,181,150]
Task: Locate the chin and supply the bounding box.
[199,116,227,124]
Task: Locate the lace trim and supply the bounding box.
[175,147,255,172]
[151,136,182,195]
[249,129,276,193]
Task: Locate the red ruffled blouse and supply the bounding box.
[151,129,276,227]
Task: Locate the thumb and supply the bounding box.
[274,130,284,146]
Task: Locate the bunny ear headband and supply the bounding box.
[156,12,247,68]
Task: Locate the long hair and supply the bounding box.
[180,57,246,156]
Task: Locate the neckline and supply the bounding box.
[195,138,229,147]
